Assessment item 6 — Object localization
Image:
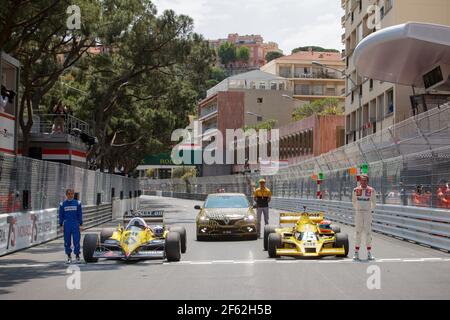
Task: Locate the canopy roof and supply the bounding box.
[353,22,450,87]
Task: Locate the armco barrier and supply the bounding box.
[153,192,450,252]
[112,198,140,221]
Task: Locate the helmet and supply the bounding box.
[259,178,266,183]
[152,225,164,237]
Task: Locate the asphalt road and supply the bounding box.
[0,195,449,300]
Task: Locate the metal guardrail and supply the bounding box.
[151,191,450,252]
[270,197,450,252]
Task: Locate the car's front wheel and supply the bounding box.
[83,234,99,263]
[335,233,349,257]
[268,233,282,258]
[165,232,181,262]
[264,225,278,251]
[168,226,186,253]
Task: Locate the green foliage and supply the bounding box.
[172,167,197,180]
[292,46,340,54]
[2,0,214,173]
[236,46,250,62]
[244,119,277,131]
[218,42,237,65]
[292,98,343,121]
[266,51,284,62]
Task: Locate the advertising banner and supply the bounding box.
[0,112,15,154]
[0,208,58,256]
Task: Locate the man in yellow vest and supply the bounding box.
[253,179,272,238]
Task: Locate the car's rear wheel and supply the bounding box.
[100,228,115,243]
[83,234,99,263]
[165,232,181,262]
[335,233,349,257]
[268,233,282,258]
[330,224,341,234]
[264,225,278,251]
[168,226,186,253]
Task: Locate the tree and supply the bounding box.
[292,98,343,121]
[218,42,236,66]
[292,46,340,54]
[266,51,283,62]
[4,0,98,156]
[236,46,250,63]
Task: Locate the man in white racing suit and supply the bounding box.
[352,174,377,261]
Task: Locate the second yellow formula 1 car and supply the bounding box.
[264,209,349,258]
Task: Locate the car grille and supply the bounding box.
[210,218,242,226]
[304,248,316,253]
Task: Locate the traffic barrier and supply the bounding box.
[0,202,113,256]
[153,191,450,252]
[112,197,140,221]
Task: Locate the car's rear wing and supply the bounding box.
[123,209,164,225]
[279,211,324,224]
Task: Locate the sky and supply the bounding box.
[152,0,344,54]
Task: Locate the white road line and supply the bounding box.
[233,260,255,264]
[378,258,402,262]
[212,260,234,264]
[421,258,443,261]
[403,259,425,262]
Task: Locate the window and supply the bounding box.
[279,66,291,78]
[257,116,263,122]
[257,98,263,103]
[369,79,374,90]
[386,89,394,114]
[313,85,323,96]
[259,82,266,90]
[270,82,277,90]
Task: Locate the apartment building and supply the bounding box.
[209,34,282,69]
[342,0,450,143]
[260,50,346,107]
[198,70,295,176]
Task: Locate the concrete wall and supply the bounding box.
[112,197,140,221]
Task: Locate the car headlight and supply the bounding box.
[200,216,210,221]
[245,215,255,221]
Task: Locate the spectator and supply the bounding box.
[412,185,431,207]
[436,180,450,209]
[52,101,68,134]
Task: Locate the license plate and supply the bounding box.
[303,242,316,247]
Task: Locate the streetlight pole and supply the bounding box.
[312,61,362,143]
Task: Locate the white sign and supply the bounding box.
[0,112,15,154]
[0,208,58,256]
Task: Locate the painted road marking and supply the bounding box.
[0,257,448,268]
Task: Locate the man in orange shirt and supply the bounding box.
[437,180,450,209]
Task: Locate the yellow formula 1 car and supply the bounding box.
[264,209,349,258]
[82,217,186,263]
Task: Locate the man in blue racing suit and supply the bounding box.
[59,189,83,263]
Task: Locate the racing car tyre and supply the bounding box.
[268,233,282,258]
[100,228,115,243]
[168,226,186,253]
[165,232,181,262]
[330,224,341,234]
[264,225,278,251]
[335,233,349,257]
[83,234,99,263]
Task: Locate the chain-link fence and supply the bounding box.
[0,155,140,214]
[142,103,450,210]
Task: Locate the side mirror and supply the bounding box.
[194,205,201,210]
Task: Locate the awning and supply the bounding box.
[353,22,450,87]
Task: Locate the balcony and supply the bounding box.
[26,114,92,137]
[199,104,218,120]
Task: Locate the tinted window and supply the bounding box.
[204,195,249,208]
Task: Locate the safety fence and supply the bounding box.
[142,103,450,209]
[0,154,140,214]
[142,104,450,251]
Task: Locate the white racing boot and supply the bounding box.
[367,251,375,261]
[353,251,360,261]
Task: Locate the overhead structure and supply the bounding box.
[353,22,450,89]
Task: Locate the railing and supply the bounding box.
[28,114,93,136]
